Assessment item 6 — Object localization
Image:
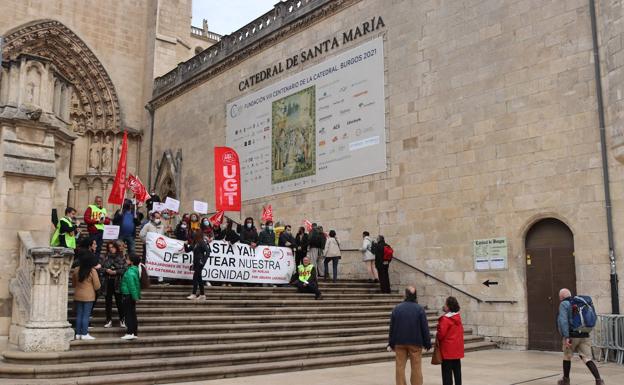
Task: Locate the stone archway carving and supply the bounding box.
[2,20,122,134]
[2,20,142,208]
[153,150,182,200]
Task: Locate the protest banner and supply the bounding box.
[144,232,295,284]
[152,202,166,212]
[193,200,208,214]
[103,225,120,240]
[164,197,180,212]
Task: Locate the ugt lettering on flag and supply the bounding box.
[214,147,241,211]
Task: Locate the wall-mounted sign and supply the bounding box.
[474,237,508,271]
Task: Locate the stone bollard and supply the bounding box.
[8,232,75,352]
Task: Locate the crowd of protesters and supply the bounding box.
[53,194,395,341]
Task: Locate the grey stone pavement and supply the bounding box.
[172,350,624,385]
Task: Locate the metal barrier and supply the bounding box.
[593,314,624,364]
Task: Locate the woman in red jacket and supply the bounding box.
[437,296,464,385]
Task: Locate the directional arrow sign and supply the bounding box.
[483,279,499,287]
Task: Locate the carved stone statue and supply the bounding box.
[88,135,101,172]
[101,134,113,173]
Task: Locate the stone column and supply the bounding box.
[8,232,74,352]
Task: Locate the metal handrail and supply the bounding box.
[341,248,517,305]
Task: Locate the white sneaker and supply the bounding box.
[197,295,206,300]
[103,321,112,328]
[187,294,197,300]
[206,282,212,287]
[120,320,126,328]
[81,334,96,340]
[121,334,137,340]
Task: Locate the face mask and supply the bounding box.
[268,226,274,231]
[162,213,170,220]
[246,223,252,229]
[203,221,209,226]
[154,219,161,225]
[181,224,187,229]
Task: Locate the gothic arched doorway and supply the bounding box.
[525,218,577,351]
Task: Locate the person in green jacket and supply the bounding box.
[120,254,141,340]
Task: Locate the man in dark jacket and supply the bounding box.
[239,217,259,247]
[388,286,431,385]
[373,235,392,293]
[307,224,325,277]
[278,225,296,249]
[258,220,276,246]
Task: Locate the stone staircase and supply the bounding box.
[0,280,496,384]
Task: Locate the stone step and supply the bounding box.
[0,341,496,383]
[71,310,437,325]
[68,326,391,350]
[84,318,441,338]
[87,304,399,316]
[68,290,403,300]
[93,298,401,308]
[1,332,480,364]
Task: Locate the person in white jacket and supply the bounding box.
[323,230,341,282]
[360,231,378,283]
[139,211,167,282]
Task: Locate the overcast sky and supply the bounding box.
[192,0,280,36]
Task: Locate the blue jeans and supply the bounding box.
[75,301,94,336]
[120,234,136,256]
[324,257,339,282]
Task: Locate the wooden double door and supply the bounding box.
[525,218,577,351]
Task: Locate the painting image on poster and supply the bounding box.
[271,85,316,184]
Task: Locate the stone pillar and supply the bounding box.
[8,232,74,352]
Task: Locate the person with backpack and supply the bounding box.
[360,231,378,283]
[556,288,604,385]
[120,254,142,340]
[372,235,392,294]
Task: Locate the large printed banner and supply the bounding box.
[145,232,295,284]
[227,37,386,200]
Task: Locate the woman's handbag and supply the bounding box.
[431,342,442,365]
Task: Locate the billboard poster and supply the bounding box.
[227,37,386,200]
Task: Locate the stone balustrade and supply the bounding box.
[8,231,74,352]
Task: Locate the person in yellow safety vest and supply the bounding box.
[84,196,110,258]
[296,256,322,300]
[50,207,79,249]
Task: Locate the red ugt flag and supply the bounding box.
[262,205,273,222]
[303,219,313,232]
[108,131,127,205]
[127,174,151,203]
[209,211,225,227]
[214,147,241,211]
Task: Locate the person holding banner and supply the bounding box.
[296,256,322,300]
[184,231,211,299]
[239,217,259,247]
[223,219,240,244]
[258,220,277,246]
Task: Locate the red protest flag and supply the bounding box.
[214,147,241,211]
[127,174,151,203]
[303,219,313,232]
[108,131,127,205]
[262,205,273,222]
[209,211,224,227]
